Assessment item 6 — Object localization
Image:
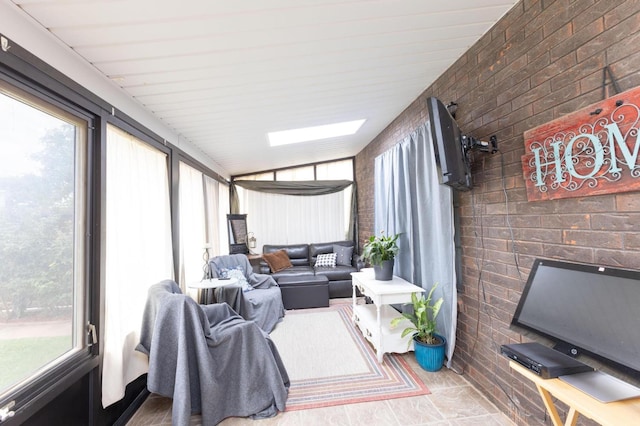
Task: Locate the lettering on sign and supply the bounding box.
[521,86,640,201]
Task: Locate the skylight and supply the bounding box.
[268,119,366,147]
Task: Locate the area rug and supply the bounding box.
[269,302,430,411]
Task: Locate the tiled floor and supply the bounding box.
[127,353,515,426]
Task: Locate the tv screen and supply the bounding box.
[512,258,640,375]
[426,96,472,191]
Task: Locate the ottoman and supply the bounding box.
[277,275,329,309]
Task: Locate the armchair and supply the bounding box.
[137,280,289,426]
[208,254,285,333]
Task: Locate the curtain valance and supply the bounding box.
[232,179,352,195]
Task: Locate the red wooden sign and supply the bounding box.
[522,86,640,201]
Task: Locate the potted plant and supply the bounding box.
[361,231,399,281]
[391,283,446,371]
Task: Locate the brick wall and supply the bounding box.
[354,1,640,424]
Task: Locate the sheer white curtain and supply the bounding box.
[374,122,457,368]
[238,188,348,251]
[204,175,229,256]
[179,162,208,298]
[103,125,173,407]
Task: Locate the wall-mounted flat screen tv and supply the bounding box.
[426,96,472,191]
[511,258,640,376]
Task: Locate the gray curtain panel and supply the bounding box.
[373,121,457,368]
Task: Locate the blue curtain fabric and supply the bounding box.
[374,122,457,367]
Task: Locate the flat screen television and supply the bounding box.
[426,96,472,191]
[511,258,640,376]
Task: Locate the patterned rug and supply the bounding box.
[269,302,430,411]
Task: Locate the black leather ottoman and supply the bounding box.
[277,275,329,309]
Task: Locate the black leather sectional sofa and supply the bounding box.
[260,240,359,299]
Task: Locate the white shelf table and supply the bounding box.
[351,269,425,363]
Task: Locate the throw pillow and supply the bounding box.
[220,266,253,291]
[315,252,337,268]
[262,250,293,273]
[333,244,354,266]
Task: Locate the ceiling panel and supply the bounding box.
[11,0,518,176]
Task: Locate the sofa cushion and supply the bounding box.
[262,250,293,273]
[315,253,337,268]
[315,265,357,281]
[271,266,315,280]
[333,244,354,266]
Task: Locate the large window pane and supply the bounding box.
[0,82,86,396]
[275,166,313,180]
[237,171,274,181]
[316,159,353,180]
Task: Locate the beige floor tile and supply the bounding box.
[449,412,515,425]
[343,399,400,425]
[400,356,468,390]
[385,395,445,425]
[294,405,350,425]
[428,386,496,419]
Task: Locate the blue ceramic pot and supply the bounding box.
[414,334,446,372]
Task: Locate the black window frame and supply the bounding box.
[0,36,102,425]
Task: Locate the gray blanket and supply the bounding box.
[208,254,285,333]
[136,281,289,425]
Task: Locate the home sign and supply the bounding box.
[521,85,640,201]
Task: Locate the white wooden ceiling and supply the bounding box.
[10,0,518,176]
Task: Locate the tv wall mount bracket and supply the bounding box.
[462,134,498,154]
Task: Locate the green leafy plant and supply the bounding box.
[361,231,399,266]
[391,283,444,345]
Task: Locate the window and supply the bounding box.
[102,124,173,407]
[0,80,88,398]
[236,158,354,182]
[315,159,353,180]
[275,166,314,180]
[179,162,207,288]
[234,158,355,250]
[179,161,230,292]
[237,171,274,181]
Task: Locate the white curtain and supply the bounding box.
[238,188,348,251]
[103,125,174,407]
[205,175,229,256]
[179,162,207,293]
[374,122,457,368]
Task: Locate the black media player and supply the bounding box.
[500,342,594,379]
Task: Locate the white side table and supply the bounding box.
[188,278,238,303]
[351,269,425,363]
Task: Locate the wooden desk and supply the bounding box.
[509,361,640,425]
